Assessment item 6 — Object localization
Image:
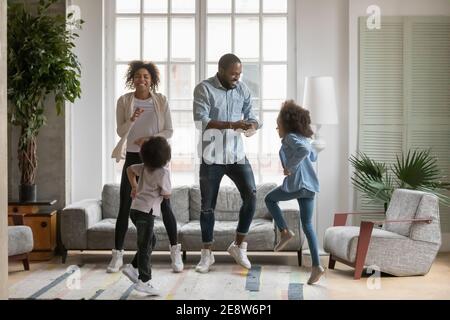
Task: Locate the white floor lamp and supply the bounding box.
[302,76,338,258]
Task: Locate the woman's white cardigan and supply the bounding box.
[111,92,173,162]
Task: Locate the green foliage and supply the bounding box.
[7,0,84,149]
[7,0,83,185]
[350,150,450,208]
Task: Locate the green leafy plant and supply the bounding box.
[7,0,83,188]
[350,149,450,209]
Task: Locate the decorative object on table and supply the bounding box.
[349,149,450,211]
[7,0,83,202]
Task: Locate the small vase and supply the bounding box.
[19,184,37,202]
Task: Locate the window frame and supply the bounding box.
[104,0,297,185]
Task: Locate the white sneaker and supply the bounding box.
[195,249,215,273]
[274,230,295,252]
[134,280,160,296]
[307,266,325,285]
[170,244,184,273]
[227,241,251,269]
[122,264,139,283]
[106,249,124,273]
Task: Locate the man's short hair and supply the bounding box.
[218,53,241,70]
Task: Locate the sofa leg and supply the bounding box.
[22,255,30,271]
[297,250,302,266]
[328,255,336,270]
[182,251,187,262]
[61,248,68,264]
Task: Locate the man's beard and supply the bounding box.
[228,80,238,89]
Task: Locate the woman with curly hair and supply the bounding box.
[108,61,183,274]
[264,100,324,285]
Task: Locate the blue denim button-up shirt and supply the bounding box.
[279,133,319,193]
[193,74,262,164]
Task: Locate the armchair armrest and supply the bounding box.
[333,211,385,226]
[362,218,433,226]
[61,199,102,249]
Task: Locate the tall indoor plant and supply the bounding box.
[350,149,450,211]
[7,0,83,201]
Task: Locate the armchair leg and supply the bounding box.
[9,253,29,270]
[182,250,187,262]
[297,250,302,266]
[61,247,68,264]
[354,266,364,280]
[22,255,30,271]
[353,221,374,280]
[328,255,336,270]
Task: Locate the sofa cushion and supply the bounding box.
[169,185,190,224]
[87,218,183,250]
[324,226,408,262]
[101,184,190,224]
[383,189,424,237]
[8,226,34,256]
[189,183,276,221]
[410,193,441,245]
[180,218,275,251]
[102,184,120,219]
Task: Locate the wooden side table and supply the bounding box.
[8,200,58,261]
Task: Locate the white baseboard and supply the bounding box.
[440,233,450,252]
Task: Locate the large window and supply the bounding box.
[106,0,296,186]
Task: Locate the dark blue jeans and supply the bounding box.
[199,158,256,244]
[265,186,320,266]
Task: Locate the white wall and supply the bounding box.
[348,0,450,251]
[297,0,351,248]
[69,0,105,202]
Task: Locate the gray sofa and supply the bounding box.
[61,183,304,265]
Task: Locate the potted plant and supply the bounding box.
[7,0,83,201]
[350,149,450,211]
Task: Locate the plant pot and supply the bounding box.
[19,184,37,202]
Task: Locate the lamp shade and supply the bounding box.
[302,76,338,125]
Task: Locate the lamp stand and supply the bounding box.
[303,124,327,265]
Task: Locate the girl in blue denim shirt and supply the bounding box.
[265,100,325,285]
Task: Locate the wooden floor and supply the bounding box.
[8,251,450,300]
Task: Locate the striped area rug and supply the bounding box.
[9,263,328,300]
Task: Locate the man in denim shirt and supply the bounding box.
[193,54,262,273]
